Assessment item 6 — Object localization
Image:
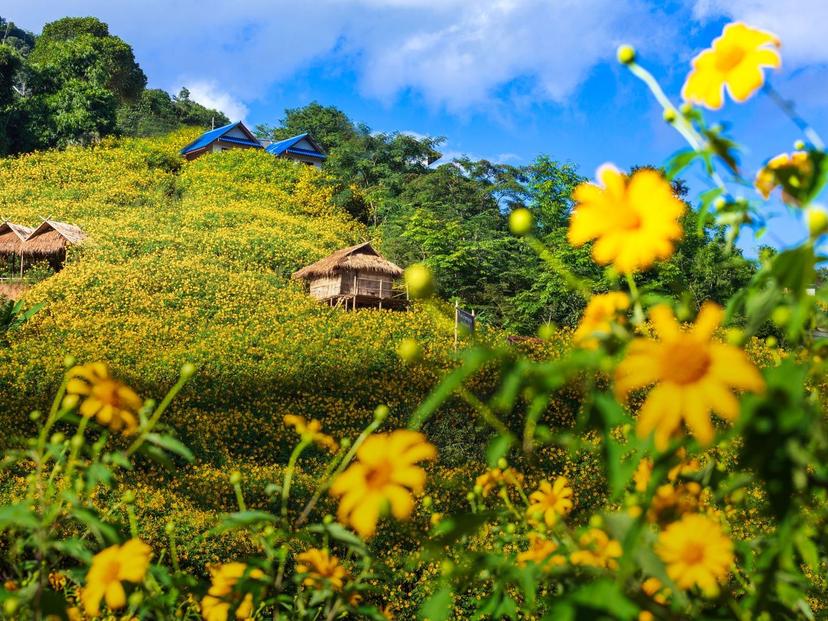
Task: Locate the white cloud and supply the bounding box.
[693,0,828,65]
[3,0,674,114]
[185,81,249,121]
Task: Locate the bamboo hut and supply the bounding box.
[0,221,34,256]
[23,220,86,271]
[292,242,407,310]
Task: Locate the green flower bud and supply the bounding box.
[265,483,279,496]
[422,495,433,509]
[771,306,791,327]
[29,410,41,421]
[323,514,335,525]
[4,597,19,615]
[180,362,197,379]
[263,526,276,537]
[794,139,806,151]
[164,521,175,535]
[680,102,694,116]
[70,434,84,449]
[128,591,144,608]
[404,263,435,299]
[806,207,828,238]
[473,484,484,496]
[713,196,727,211]
[616,44,636,65]
[589,514,604,528]
[374,404,390,422]
[229,470,242,485]
[497,457,508,470]
[440,560,454,576]
[396,337,423,363]
[508,208,533,236]
[466,491,476,503]
[765,336,778,349]
[505,523,516,534]
[662,108,677,123]
[50,432,65,445]
[122,489,136,504]
[479,569,491,580]
[537,323,556,340]
[62,394,80,410]
[63,355,76,369]
[340,437,352,449]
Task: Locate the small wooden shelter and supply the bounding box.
[292,242,407,309]
[23,220,86,271]
[0,221,34,256]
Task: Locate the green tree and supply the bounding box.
[116,88,229,137]
[255,101,357,152]
[0,17,35,55]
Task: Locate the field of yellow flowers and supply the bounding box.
[2,20,828,621]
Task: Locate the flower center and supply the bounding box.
[715,45,746,72]
[681,541,706,565]
[661,339,711,385]
[92,380,122,407]
[103,560,122,583]
[365,461,393,489]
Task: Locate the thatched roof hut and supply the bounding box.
[0,222,34,255]
[293,242,403,280]
[23,220,86,257]
[293,242,405,309]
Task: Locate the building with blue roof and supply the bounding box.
[180,122,327,167]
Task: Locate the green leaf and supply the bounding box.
[771,245,816,297]
[794,530,819,572]
[0,503,39,531]
[71,508,118,544]
[145,432,194,462]
[308,522,366,553]
[486,434,513,467]
[212,510,276,534]
[419,585,452,621]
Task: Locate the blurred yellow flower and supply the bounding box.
[755,151,813,205]
[82,539,151,616]
[475,467,524,497]
[516,533,566,570]
[615,303,764,449]
[573,292,630,349]
[283,414,338,452]
[330,430,436,538]
[570,528,623,570]
[656,514,733,594]
[296,548,348,591]
[568,165,685,274]
[65,362,142,435]
[682,22,780,110]
[527,477,574,526]
[201,562,264,621]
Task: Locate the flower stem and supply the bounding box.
[125,370,193,458]
[281,440,310,518]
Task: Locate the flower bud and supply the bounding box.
[128,591,144,608]
[70,434,84,449]
[4,597,19,615]
[765,336,777,349]
[505,523,516,534]
[323,514,335,525]
[508,208,533,236]
[50,432,65,445]
[806,207,828,238]
[422,495,433,509]
[465,491,476,503]
[180,362,197,379]
[771,306,790,327]
[29,410,41,421]
[404,264,435,299]
[794,139,806,151]
[680,102,693,116]
[62,394,80,410]
[265,483,279,496]
[616,44,636,65]
[589,514,604,528]
[164,521,175,535]
[373,404,390,423]
[396,338,423,363]
[473,483,484,496]
[122,489,136,504]
[63,355,76,369]
[496,457,508,470]
[263,526,275,537]
[713,196,727,211]
[662,108,677,123]
[537,323,556,340]
[340,437,352,449]
[440,560,454,576]
[229,470,242,485]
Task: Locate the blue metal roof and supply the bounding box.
[265,133,326,160]
[180,122,263,155]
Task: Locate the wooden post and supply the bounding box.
[19,249,23,279]
[454,300,459,351]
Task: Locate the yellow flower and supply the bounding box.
[330,430,436,538]
[568,165,685,274]
[648,481,704,525]
[574,292,630,349]
[82,539,151,616]
[755,151,814,205]
[615,303,765,449]
[475,467,524,497]
[201,562,264,621]
[283,414,338,452]
[516,533,566,570]
[48,571,67,591]
[570,528,623,570]
[656,514,733,594]
[296,548,348,591]
[527,477,574,526]
[65,362,142,435]
[682,22,780,110]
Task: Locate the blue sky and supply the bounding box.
[5,0,828,256]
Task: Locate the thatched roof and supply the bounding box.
[0,222,34,254]
[23,220,86,256]
[293,242,404,280]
